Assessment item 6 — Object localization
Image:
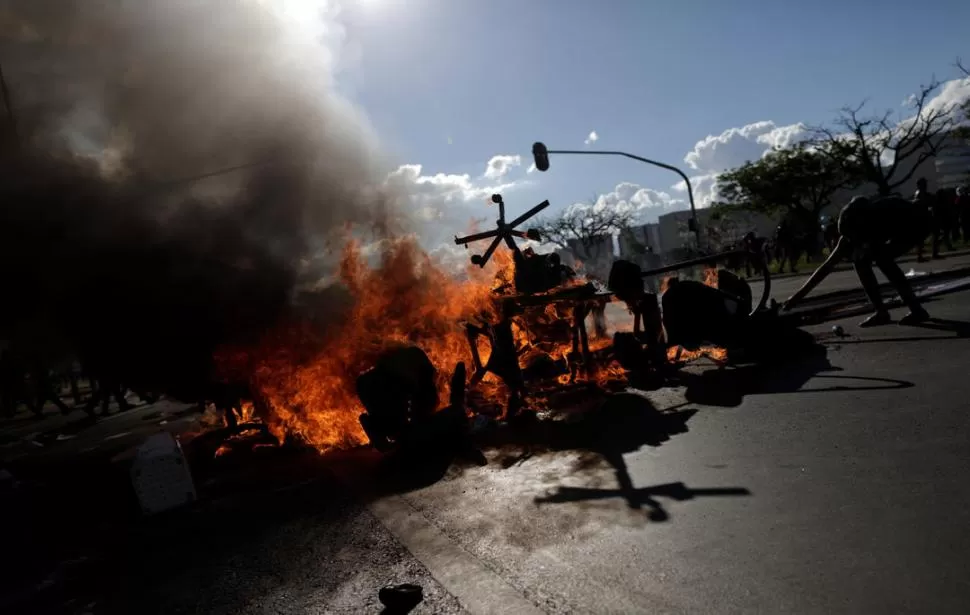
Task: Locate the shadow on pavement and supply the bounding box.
[675,342,914,408]
[535,481,752,523]
[825,318,970,345]
[361,390,700,500]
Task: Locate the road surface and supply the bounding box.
[5,288,970,614]
[349,290,970,614]
[750,251,970,303]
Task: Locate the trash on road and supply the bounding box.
[379,583,423,612]
[130,432,197,515]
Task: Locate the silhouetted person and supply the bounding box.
[83,376,131,416]
[742,232,767,278]
[913,177,942,260]
[823,217,839,252]
[774,220,799,273]
[783,195,930,327]
[27,362,71,416]
[936,187,956,252]
[958,186,970,242]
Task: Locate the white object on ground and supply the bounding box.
[130,432,196,515]
[905,268,928,278]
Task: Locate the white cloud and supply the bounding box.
[671,174,723,208]
[483,154,522,180]
[667,78,970,208]
[661,120,809,208]
[683,120,808,175]
[578,181,686,224]
[383,162,525,252]
[527,162,537,174]
[584,130,599,145]
[913,77,970,118]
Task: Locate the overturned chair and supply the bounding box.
[606,246,811,370]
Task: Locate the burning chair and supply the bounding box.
[453,194,614,416]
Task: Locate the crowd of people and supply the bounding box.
[727,179,970,277]
[0,346,157,420]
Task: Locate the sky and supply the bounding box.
[306,0,970,257]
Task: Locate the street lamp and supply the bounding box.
[531,142,702,248]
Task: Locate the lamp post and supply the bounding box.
[531,142,702,249]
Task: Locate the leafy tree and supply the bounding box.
[715,143,858,220]
[811,77,954,196]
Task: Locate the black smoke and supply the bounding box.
[0,0,393,396]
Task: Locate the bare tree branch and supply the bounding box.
[535,199,635,262]
[956,57,970,78]
[810,76,953,196]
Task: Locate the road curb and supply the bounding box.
[326,459,546,615]
[367,494,546,615]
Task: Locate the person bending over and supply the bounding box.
[783,195,930,327]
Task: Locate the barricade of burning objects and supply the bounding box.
[176,243,814,476]
[352,260,814,457]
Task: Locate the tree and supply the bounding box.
[715,143,858,220]
[535,199,635,263]
[955,58,970,141]
[811,77,954,197]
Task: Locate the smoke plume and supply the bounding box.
[0,0,394,395]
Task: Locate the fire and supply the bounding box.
[666,345,728,363]
[703,267,719,287]
[215,236,507,451]
[210,238,728,452]
[662,266,719,293]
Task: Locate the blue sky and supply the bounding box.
[331,0,970,250]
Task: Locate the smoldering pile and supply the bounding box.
[0,0,397,398]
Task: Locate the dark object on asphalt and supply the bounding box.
[662,279,743,350]
[357,345,439,452]
[358,346,481,466]
[379,583,423,612]
[783,195,930,326]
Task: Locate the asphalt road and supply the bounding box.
[358,290,970,614]
[5,287,970,614]
[755,254,970,302]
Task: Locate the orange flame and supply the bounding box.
[703,267,719,288]
[666,345,728,363]
[213,237,624,451]
[220,237,512,451]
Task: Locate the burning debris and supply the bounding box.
[199,194,807,458]
[0,3,816,464]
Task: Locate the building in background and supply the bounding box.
[935,134,970,190]
[617,222,661,257]
[656,208,775,255]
